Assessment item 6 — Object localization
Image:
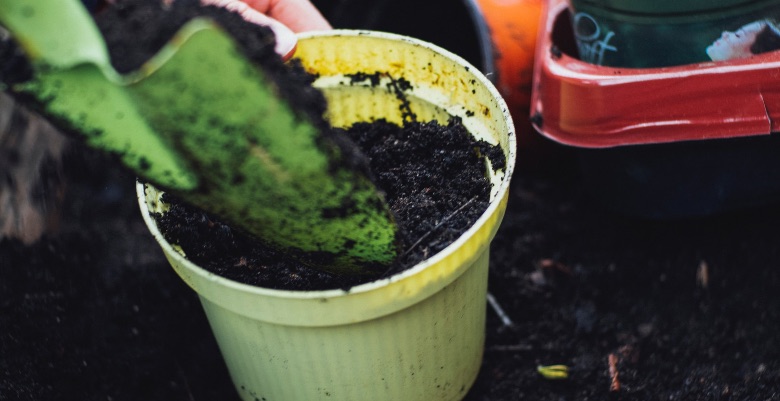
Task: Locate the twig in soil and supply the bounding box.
[608,353,621,392]
[539,258,572,275]
[537,364,569,380]
[486,292,515,328]
[696,260,709,289]
[175,360,196,401]
[399,196,477,259]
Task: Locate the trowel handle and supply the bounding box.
[0,0,111,70]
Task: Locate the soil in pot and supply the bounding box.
[94,0,506,290]
[155,117,503,290]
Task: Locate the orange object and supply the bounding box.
[473,0,543,149]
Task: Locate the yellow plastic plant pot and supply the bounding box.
[137,30,516,401]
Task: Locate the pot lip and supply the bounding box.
[137,29,516,301]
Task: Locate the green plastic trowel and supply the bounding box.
[0,0,399,273]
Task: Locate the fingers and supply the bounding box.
[241,0,332,32]
[202,0,298,59]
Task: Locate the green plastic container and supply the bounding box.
[138,31,515,401]
[567,0,780,67]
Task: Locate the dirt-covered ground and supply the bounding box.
[469,147,780,400]
[2,140,779,400]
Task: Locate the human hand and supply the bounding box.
[202,0,331,59]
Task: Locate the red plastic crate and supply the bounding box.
[531,0,780,148]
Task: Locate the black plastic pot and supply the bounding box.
[578,135,780,219]
[311,0,494,76]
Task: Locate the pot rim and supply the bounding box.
[137,29,515,303]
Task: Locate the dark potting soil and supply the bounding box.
[156,118,500,290]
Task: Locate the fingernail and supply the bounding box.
[266,23,297,60]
